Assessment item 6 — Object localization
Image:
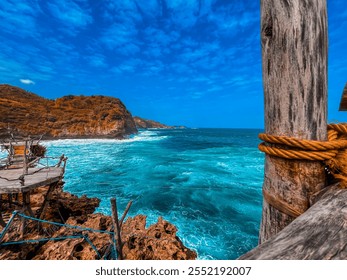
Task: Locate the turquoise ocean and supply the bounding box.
[43,128,264,260]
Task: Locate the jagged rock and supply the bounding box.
[30,213,197,260]
[44,191,100,222]
[0,187,197,260]
[28,185,100,222]
[122,215,197,260]
[33,214,113,260]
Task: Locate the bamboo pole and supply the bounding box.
[260,0,328,243]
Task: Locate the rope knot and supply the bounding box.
[258,123,347,188]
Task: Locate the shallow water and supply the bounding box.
[43,128,264,259]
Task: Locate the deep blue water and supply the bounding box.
[43,128,264,260]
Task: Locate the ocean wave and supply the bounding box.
[43,128,262,260]
[42,131,169,146]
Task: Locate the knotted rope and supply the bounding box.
[258,123,347,188]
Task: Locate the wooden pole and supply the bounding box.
[23,140,28,175]
[38,182,56,220]
[119,200,133,227]
[0,195,6,227]
[20,191,34,237]
[260,0,328,243]
[110,198,123,260]
[0,214,5,227]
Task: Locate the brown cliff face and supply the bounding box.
[133,116,172,129]
[0,84,137,139]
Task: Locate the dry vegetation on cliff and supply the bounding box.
[0,84,137,139]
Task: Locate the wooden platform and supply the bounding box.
[0,167,64,194]
[239,184,347,260]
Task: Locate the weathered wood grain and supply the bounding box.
[260,0,328,242]
[0,167,64,194]
[239,185,347,259]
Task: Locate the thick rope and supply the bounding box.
[258,123,347,188]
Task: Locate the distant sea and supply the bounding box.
[43,128,264,260]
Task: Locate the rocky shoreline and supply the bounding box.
[0,183,197,260]
[0,84,193,260]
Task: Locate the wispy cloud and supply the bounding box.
[46,0,92,34]
[87,54,107,68]
[20,79,35,85]
[0,0,41,38]
[100,23,139,51]
[0,35,54,83]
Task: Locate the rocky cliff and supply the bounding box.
[0,185,197,260]
[0,84,137,139]
[133,116,172,129]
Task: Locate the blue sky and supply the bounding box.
[0,0,346,128]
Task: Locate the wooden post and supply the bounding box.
[22,192,34,217]
[8,194,12,207]
[38,182,57,220]
[0,195,6,227]
[0,214,5,227]
[260,0,328,243]
[20,191,34,237]
[23,140,28,175]
[110,198,123,260]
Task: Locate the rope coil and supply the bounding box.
[258,123,347,188]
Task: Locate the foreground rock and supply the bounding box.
[122,215,197,260]
[0,84,137,139]
[0,186,196,260]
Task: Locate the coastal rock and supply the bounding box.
[33,214,113,260]
[43,191,100,222]
[31,214,197,260]
[121,215,197,260]
[29,185,100,222]
[0,84,137,139]
[0,187,196,260]
[133,116,172,129]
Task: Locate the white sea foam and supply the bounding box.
[42,131,168,146]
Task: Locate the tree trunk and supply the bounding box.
[259,0,328,243]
